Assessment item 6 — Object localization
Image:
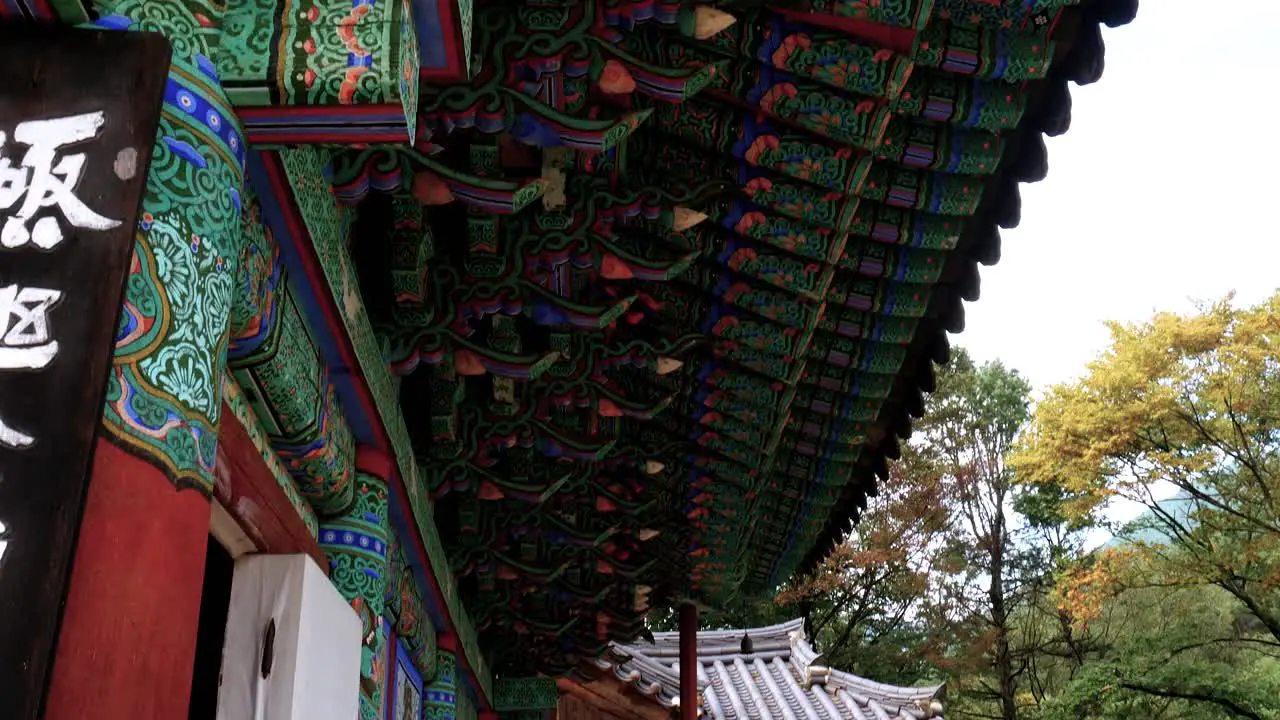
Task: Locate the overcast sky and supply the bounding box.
[961,0,1280,391]
[957,0,1280,532]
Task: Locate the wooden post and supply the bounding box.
[44,439,213,720]
[679,603,698,720]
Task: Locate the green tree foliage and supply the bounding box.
[1033,579,1280,720]
[914,351,1037,720]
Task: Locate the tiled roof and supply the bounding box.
[594,619,944,720]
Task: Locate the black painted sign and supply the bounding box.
[0,26,171,719]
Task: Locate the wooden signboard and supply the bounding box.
[0,26,171,719]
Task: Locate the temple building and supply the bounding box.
[0,0,1136,718]
[568,618,945,719]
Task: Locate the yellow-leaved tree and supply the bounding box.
[1012,292,1280,719]
[1014,292,1280,635]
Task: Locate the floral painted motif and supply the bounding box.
[98,14,246,491]
[762,28,911,99]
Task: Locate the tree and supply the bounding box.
[915,350,1039,720]
[1013,292,1280,718]
[1013,292,1280,641]
[774,449,952,685]
[1036,570,1280,720]
[775,350,1061,719]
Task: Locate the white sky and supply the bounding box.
[962,0,1280,390]
[957,0,1280,532]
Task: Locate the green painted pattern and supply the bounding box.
[493,678,560,711]
[457,0,473,79]
[397,0,421,141]
[228,187,357,515]
[216,0,419,113]
[92,0,247,493]
[319,472,390,720]
[278,147,492,700]
[387,538,439,682]
[425,650,459,720]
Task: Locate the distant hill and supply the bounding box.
[1100,492,1198,549]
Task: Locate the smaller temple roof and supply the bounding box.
[593,619,944,720]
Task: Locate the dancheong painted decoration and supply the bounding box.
[366,0,1138,677]
[0,0,1135,717]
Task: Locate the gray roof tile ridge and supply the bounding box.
[600,618,945,719]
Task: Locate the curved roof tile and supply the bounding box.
[598,619,944,720]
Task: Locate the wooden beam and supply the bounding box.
[557,678,663,720]
[213,401,327,571]
[594,680,672,720]
[209,499,257,560]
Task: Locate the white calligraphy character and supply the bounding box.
[0,520,8,565]
[0,416,33,450]
[0,111,121,250]
[0,284,62,450]
[0,284,61,369]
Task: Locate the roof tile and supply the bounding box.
[600,619,944,720]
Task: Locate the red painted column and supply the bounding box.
[680,603,699,720]
[43,439,212,720]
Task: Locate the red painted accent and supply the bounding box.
[417,0,467,82]
[356,445,396,480]
[437,633,458,652]
[775,9,917,54]
[215,402,328,571]
[239,105,413,145]
[679,604,698,720]
[419,65,470,83]
[23,0,55,21]
[44,439,211,720]
[239,104,406,119]
[478,711,500,720]
[384,624,398,719]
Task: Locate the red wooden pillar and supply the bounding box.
[43,439,212,720]
[679,603,699,720]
